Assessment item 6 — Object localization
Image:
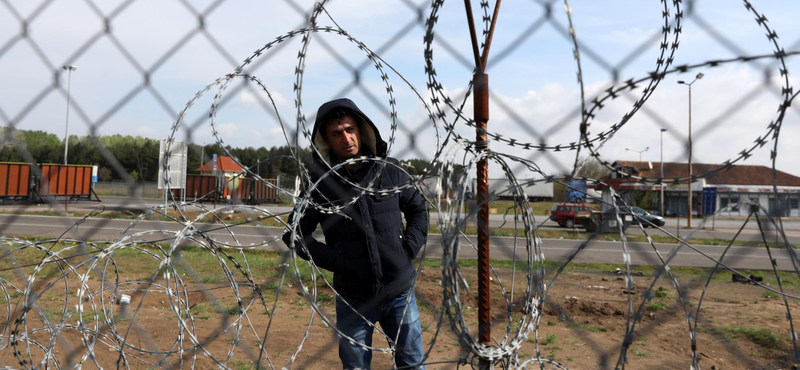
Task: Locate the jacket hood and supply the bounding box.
[312,98,387,167]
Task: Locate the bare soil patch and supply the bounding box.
[0,246,796,369]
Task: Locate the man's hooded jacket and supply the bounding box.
[283,98,429,301]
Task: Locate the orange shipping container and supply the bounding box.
[38,164,92,197]
[0,162,31,197]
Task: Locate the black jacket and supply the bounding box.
[283,98,429,301]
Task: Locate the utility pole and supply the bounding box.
[678,72,704,228]
[660,128,667,216]
[63,65,78,165]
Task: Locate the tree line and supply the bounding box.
[0,128,313,182]
[8,128,612,187]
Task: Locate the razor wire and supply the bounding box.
[0,0,799,369]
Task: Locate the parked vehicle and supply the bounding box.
[549,203,599,228]
[629,206,665,227]
[577,208,634,233]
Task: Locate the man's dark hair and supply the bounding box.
[321,108,352,134]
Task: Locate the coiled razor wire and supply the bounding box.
[0,0,800,369]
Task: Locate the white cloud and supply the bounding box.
[216,122,237,139]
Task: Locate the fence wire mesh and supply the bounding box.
[1,0,800,369]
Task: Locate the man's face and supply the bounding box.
[324,115,361,161]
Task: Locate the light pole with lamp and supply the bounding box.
[625,146,649,162]
[678,72,704,228]
[62,65,78,165]
[660,128,667,216]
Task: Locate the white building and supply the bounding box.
[607,161,800,217]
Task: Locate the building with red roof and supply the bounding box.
[196,155,244,178]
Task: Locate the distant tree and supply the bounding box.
[98,167,112,181]
[0,129,314,182]
[634,190,659,211]
[1,129,63,163]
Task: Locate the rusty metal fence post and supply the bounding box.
[463,0,501,367]
[474,71,491,363]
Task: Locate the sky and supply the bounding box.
[1,0,799,179]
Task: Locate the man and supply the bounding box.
[283,98,429,370]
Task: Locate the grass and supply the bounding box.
[569,322,607,333]
[428,221,799,249]
[189,303,214,319]
[437,201,558,216]
[0,237,335,298]
[4,236,799,292]
[528,333,558,345]
[762,291,780,299]
[723,326,781,349]
[230,360,256,370]
[653,288,675,299]
[541,333,557,345]
[648,300,669,311]
[187,303,243,318]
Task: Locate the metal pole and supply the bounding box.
[62,66,76,213]
[474,72,491,352]
[687,84,692,229]
[276,173,281,203]
[660,129,666,216]
[163,180,168,211]
[712,209,716,231]
[63,66,75,165]
[678,73,703,228]
[462,2,501,366]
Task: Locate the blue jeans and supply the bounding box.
[336,288,426,370]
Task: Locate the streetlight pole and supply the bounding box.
[625,147,649,162]
[678,72,704,229]
[660,128,667,216]
[62,65,78,165]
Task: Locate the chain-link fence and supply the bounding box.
[1,0,800,369]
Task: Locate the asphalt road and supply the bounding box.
[2,214,798,271]
[13,197,800,242]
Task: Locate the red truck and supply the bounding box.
[549,203,599,228]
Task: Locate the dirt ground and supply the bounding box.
[0,262,797,370]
